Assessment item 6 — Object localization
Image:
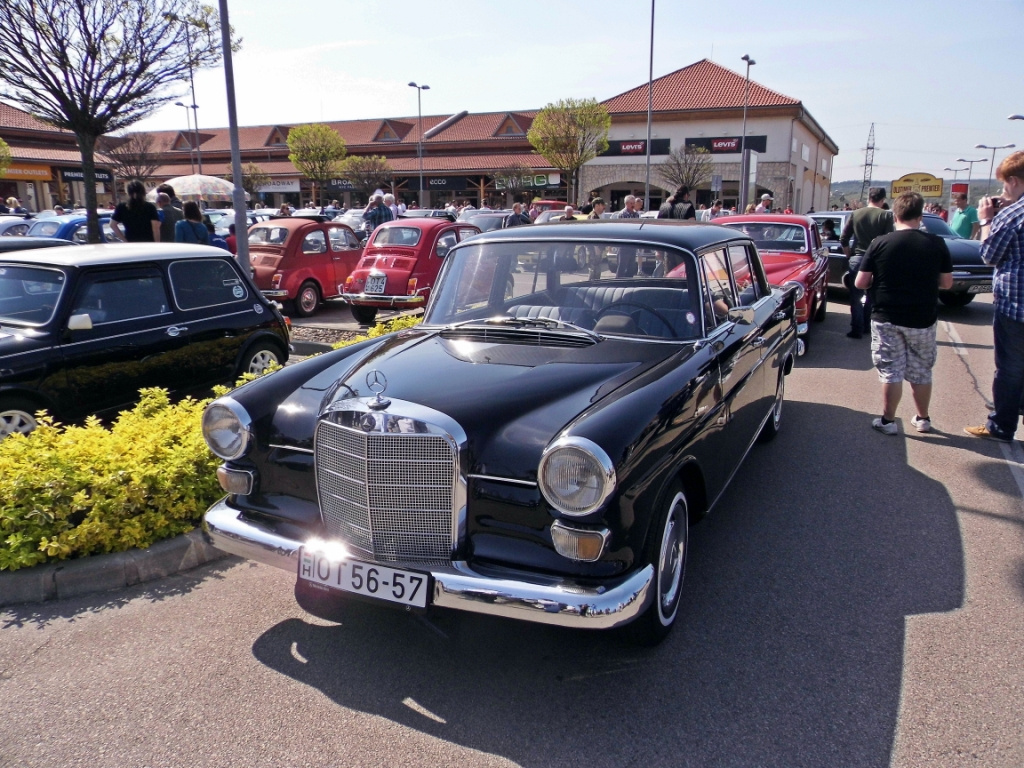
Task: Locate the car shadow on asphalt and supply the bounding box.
[249,400,964,768]
[0,556,242,630]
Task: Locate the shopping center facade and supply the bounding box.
[0,59,837,213]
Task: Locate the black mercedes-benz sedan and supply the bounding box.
[0,243,290,437]
[201,220,799,643]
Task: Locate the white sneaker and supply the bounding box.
[872,417,898,436]
[911,415,932,433]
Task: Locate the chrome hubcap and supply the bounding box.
[300,289,317,312]
[657,493,687,621]
[0,410,37,438]
[773,376,784,428]
[248,350,278,374]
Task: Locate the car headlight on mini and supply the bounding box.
[202,398,252,461]
[538,436,616,516]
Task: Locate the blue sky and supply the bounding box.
[134,0,1024,184]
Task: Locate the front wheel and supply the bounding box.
[0,397,42,438]
[350,305,378,326]
[294,281,321,317]
[939,291,975,307]
[630,482,689,646]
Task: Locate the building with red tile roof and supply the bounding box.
[2,58,837,214]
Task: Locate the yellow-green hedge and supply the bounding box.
[0,316,423,572]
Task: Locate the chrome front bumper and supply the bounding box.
[338,293,425,307]
[204,499,653,630]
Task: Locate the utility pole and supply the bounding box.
[860,123,875,204]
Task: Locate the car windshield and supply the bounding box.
[0,264,67,326]
[721,222,807,252]
[921,215,957,238]
[371,226,422,247]
[248,225,290,246]
[424,239,700,340]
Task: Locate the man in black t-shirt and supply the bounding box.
[855,191,953,436]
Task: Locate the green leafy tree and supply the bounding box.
[287,124,348,206]
[338,155,393,202]
[0,0,234,242]
[225,162,271,204]
[527,98,610,204]
[658,145,714,193]
[0,136,11,179]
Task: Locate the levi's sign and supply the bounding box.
[686,136,767,154]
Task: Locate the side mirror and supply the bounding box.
[726,306,755,325]
[67,313,93,331]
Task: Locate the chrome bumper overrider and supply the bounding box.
[203,499,654,629]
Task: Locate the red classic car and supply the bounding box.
[340,218,480,325]
[249,215,364,317]
[718,214,829,347]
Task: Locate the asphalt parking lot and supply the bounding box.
[1,293,1022,768]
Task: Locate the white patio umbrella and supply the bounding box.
[147,174,247,202]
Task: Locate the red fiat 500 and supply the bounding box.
[249,215,364,317]
[341,218,480,325]
[718,214,829,347]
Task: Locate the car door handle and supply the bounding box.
[166,326,188,337]
[751,336,767,347]
[773,311,787,321]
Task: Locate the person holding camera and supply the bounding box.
[965,151,1024,442]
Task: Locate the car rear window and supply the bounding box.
[371,227,422,247]
[248,225,289,246]
[169,258,249,310]
[27,220,60,237]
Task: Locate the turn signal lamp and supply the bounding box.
[217,465,253,495]
[271,273,282,289]
[407,278,418,296]
[551,521,609,562]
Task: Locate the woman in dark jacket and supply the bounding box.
[174,201,210,244]
[111,181,160,242]
[657,186,696,220]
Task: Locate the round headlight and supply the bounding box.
[538,436,616,516]
[784,280,806,302]
[202,398,252,461]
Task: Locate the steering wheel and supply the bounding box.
[595,301,677,338]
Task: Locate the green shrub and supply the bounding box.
[0,316,421,572]
[331,314,422,349]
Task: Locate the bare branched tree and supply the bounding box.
[339,155,394,202]
[0,0,233,241]
[657,145,714,193]
[491,162,536,204]
[99,132,162,190]
[225,163,271,204]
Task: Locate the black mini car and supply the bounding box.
[0,243,290,437]
[201,220,799,643]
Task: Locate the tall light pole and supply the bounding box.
[166,12,203,175]
[643,0,654,213]
[739,54,756,213]
[408,82,429,206]
[944,166,967,209]
[1009,114,1024,121]
[175,101,195,174]
[975,143,1016,195]
[957,156,987,199]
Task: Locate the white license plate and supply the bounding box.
[968,284,992,294]
[365,275,387,294]
[298,547,429,608]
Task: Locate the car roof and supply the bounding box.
[0,237,80,252]
[377,217,461,232]
[461,218,755,250]
[0,242,237,267]
[720,214,816,226]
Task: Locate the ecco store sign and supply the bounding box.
[407,177,467,191]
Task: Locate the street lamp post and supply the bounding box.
[944,166,968,209]
[739,54,756,213]
[1009,114,1024,121]
[175,101,195,174]
[975,143,1016,195]
[408,82,430,206]
[956,156,988,199]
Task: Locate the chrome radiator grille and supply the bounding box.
[315,419,456,564]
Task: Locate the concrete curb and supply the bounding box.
[291,339,334,356]
[0,529,231,609]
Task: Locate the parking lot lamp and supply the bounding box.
[956,156,987,198]
[739,54,756,212]
[975,144,1016,195]
[175,101,195,174]
[409,82,430,205]
[1009,114,1024,120]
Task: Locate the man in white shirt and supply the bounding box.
[755,193,773,213]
